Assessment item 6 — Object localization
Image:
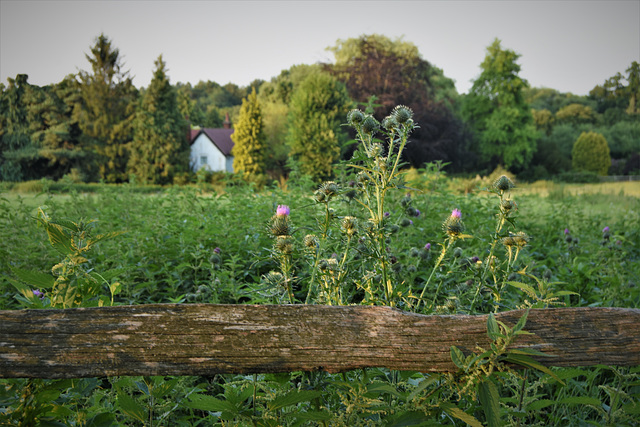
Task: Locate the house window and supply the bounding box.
[200,156,208,166]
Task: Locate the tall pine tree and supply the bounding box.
[74,34,138,182]
[128,56,189,184]
[231,88,266,184]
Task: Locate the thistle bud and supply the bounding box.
[341,216,357,237]
[304,234,319,250]
[274,235,293,254]
[347,109,365,126]
[382,115,399,131]
[493,175,515,192]
[361,115,380,135]
[391,105,413,124]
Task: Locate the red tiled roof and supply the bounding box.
[190,128,235,157]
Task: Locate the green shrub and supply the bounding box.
[555,171,601,183]
[571,131,611,175]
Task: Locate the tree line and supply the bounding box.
[1,33,639,185]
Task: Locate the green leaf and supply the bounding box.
[185,393,238,413]
[508,281,537,298]
[557,396,603,407]
[504,354,564,385]
[407,374,441,401]
[513,309,529,333]
[450,346,466,369]
[117,393,147,423]
[45,223,74,255]
[385,410,438,426]
[508,347,556,358]
[366,382,403,398]
[527,399,555,411]
[478,380,501,427]
[487,313,500,339]
[439,402,483,427]
[267,390,322,411]
[285,410,333,422]
[84,412,119,427]
[11,268,55,289]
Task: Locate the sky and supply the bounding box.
[1,0,639,96]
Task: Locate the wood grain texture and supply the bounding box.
[1,305,638,379]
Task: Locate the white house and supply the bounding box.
[189,118,235,173]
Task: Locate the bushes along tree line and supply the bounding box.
[1,33,639,184]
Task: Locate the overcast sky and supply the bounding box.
[1,0,639,95]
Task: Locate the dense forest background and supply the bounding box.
[1,33,639,185]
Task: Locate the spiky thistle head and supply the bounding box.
[341,216,358,237]
[442,209,465,238]
[493,175,515,192]
[361,115,380,135]
[391,105,413,124]
[347,109,365,126]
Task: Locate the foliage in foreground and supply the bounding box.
[1,107,639,425]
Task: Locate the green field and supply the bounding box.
[1,179,639,425]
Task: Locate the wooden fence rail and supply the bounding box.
[1,305,639,379]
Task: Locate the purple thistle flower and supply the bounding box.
[471,256,480,263]
[424,243,431,251]
[276,205,290,216]
[415,209,421,217]
[213,247,221,254]
[409,220,413,225]
[33,289,43,297]
[451,209,462,219]
[384,212,390,217]
[602,226,609,233]
[564,228,570,235]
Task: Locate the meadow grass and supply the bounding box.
[1,176,639,426]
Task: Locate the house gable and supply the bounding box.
[190,128,235,173]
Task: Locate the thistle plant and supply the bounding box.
[471,175,529,313]
[267,205,295,303]
[416,208,469,311]
[345,105,417,305]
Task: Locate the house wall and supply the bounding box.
[190,134,233,173]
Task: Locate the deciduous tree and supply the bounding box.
[572,131,610,175]
[462,39,538,171]
[327,34,466,171]
[285,72,351,182]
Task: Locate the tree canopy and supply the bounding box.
[462,38,538,172]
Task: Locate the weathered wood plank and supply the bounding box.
[1,305,638,379]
